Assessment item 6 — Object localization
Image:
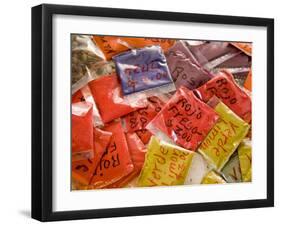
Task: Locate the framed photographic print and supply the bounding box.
[31,4,274,221]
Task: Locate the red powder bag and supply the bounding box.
[107,132,147,188]
[120,37,175,52]
[195,70,252,123]
[88,74,146,123]
[80,85,104,127]
[72,102,94,161]
[146,86,219,151]
[92,36,129,60]
[136,129,153,145]
[89,121,134,188]
[122,95,168,132]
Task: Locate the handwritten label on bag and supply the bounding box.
[138,136,194,186]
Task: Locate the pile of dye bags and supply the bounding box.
[71,35,252,189]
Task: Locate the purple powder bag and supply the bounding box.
[113,46,175,96]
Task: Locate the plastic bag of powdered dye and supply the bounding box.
[72,102,94,161]
[71,127,112,187]
[146,86,219,151]
[89,121,134,188]
[113,46,176,103]
[165,52,213,90]
[198,96,250,171]
[72,85,104,127]
[71,35,105,85]
[122,95,169,133]
[137,136,194,187]
[87,74,147,124]
[92,36,129,60]
[107,132,147,188]
[195,70,252,123]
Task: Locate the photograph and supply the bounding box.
[71,35,253,190]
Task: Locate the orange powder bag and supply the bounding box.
[92,36,129,60]
[120,37,175,52]
[72,127,112,186]
[195,70,252,123]
[107,132,147,188]
[72,102,94,161]
[72,158,95,186]
[90,121,134,188]
[244,70,252,91]
[88,74,146,123]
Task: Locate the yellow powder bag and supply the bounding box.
[238,139,252,182]
[201,171,226,184]
[198,97,250,171]
[137,136,194,187]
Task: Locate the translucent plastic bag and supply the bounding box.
[137,136,194,187]
[89,121,134,188]
[184,152,211,185]
[87,74,147,123]
[146,86,219,151]
[72,102,94,161]
[107,132,147,188]
[71,127,112,187]
[71,35,105,85]
[198,97,250,171]
[195,70,252,123]
[113,46,176,102]
[166,52,213,90]
[122,95,169,132]
[92,36,129,60]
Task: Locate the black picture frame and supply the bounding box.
[32,3,274,222]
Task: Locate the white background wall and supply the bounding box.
[0,0,279,225]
